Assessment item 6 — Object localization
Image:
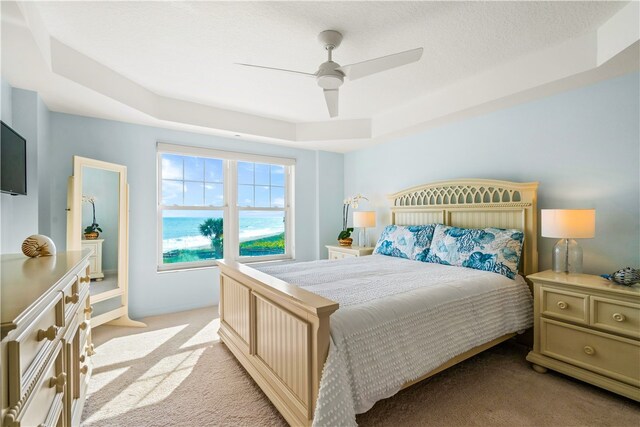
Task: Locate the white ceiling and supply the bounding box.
[1,1,638,151]
[32,1,626,122]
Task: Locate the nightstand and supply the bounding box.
[526,270,640,401]
[326,245,374,260]
[81,238,104,280]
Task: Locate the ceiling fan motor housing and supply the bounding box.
[316,61,344,89]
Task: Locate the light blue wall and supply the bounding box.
[81,167,119,271]
[47,113,341,318]
[345,72,640,275]
[316,151,344,258]
[1,79,12,126]
[0,88,49,253]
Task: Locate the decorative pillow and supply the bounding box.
[373,224,437,260]
[426,224,524,279]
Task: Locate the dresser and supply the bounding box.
[1,251,94,427]
[81,239,104,280]
[526,270,639,401]
[326,245,374,260]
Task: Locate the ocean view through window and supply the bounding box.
[158,143,294,269]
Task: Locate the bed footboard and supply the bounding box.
[217,260,339,426]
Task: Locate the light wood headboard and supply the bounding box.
[389,179,538,276]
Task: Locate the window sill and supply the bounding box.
[157,263,219,274]
[157,257,294,273]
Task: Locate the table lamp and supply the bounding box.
[541,209,595,273]
[353,211,376,247]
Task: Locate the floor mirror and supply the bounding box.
[67,156,145,328]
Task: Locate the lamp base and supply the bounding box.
[552,238,583,273]
[358,228,369,247]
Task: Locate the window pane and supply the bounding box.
[205,183,223,206]
[255,186,270,207]
[271,186,285,208]
[271,165,285,186]
[238,185,254,207]
[239,211,285,257]
[162,180,183,205]
[205,158,223,183]
[184,181,204,206]
[162,210,223,263]
[238,162,254,185]
[255,163,270,185]
[184,156,204,181]
[162,154,183,180]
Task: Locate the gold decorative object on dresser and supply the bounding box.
[326,245,374,260]
[1,251,94,427]
[526,270,640,401]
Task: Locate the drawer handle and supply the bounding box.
[583,345,596,356]
[79,354,86,363]
[557,301,569,310]
[79,321,89,331]
[85,306,94,315]
[49,372,67,392]
[86,344,96,356]
[80,365,89,375]
[612,313,626,322]
[65,292,80,304]
[37,325,59,341]
[80,276,91,284]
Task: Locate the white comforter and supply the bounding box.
[254,255,533,426]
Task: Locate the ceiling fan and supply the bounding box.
[237,30,423,118]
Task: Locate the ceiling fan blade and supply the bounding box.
[323,89,339,118]
[337,47,423,81]
[236,63,316,77]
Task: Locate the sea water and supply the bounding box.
[162,216,284,251]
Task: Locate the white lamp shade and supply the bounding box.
[541,209,595,239]
[353,211,376,228]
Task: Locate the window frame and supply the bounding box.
[157,142,295,271]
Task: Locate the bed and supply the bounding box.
[217,179,539,426]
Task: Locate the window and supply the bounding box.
[237,162,286,257]
[157,143,294,270]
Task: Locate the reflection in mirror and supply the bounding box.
[81,166,120,294]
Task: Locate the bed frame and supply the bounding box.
[217,179,538,426]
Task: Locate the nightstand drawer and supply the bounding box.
[591,297,640,339]
[541,319,640,387]
[541,287,589,324]
[88,256,98,274]
[82,241,99,256]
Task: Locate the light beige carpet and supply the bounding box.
[82,307,639,427]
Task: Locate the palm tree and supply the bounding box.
[199,218,223,256]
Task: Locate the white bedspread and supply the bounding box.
[254,255,533,426]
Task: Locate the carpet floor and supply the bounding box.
[82,307,639,426]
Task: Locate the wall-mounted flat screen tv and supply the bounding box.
[1,121,27,195]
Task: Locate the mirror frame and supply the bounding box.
[68,156,128,298]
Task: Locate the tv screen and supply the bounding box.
[1,121,27,195]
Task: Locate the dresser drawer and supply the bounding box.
[590,296,640,339]
[329,252,344,260]
[11,341,65,427]
[541,287,589,324]
[61,264,90,324]
[541,319,640,387]
[7,293,64,403]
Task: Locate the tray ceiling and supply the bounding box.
[1,1,638,152]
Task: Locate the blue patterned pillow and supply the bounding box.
[426,224,524,279]
[373,224,437,260]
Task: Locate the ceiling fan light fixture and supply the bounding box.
[237,29,423,118]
